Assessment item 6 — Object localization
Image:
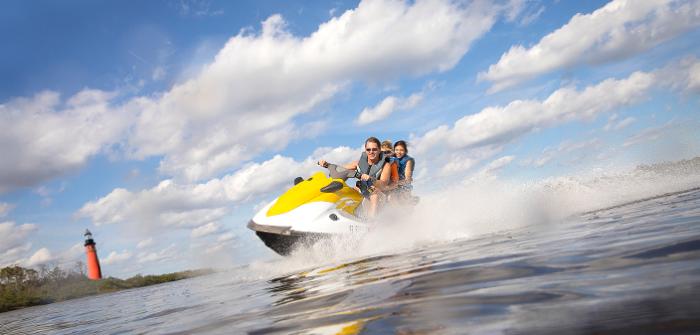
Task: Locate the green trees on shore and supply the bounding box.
[0,265,44,311]
[0,264,212,313]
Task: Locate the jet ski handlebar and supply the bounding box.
[318,161,362,181]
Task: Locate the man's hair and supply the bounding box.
[394,140,408,153]
[365,136,380,148]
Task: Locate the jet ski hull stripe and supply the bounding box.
[248,220,333,256]
[247,220,292,235]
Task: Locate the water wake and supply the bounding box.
[270,157,700,269]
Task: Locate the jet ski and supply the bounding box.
[247,164,371,256]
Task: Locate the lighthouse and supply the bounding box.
[84,229,102,280]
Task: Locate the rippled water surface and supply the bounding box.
[2,189,700,334]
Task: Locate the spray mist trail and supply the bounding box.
[287,158,700,264]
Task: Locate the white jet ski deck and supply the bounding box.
[247,165,371,255]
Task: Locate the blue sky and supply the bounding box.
[1,0,699,277]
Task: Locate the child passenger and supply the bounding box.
[381,140,399,189]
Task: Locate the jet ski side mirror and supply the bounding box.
[294,177,303,185]
[320,181,343,193]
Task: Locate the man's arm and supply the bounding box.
[344,160,359,170]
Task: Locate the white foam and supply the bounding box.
[249,157,700,276]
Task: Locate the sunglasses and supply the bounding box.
[382,150,393,155]
[365,147,379,152]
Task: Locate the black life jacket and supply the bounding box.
[356,151,386,180]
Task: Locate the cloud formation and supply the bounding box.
[522,138,603,168]
[137,238,154,249]
[74,142,367,240]
[356,92,423,125]
[76,181,231,229]
[414,57,700,174]
[1,0,512,192]
[416,72,654,153]
[623,121,675,147]
[0,90,128,193]
[26,248,53,266]
[76,153,327,232]
[137,244,177,264]
[0,203,14,217]
[479,0,700,91]
[603,114,636,131]
[0,222,38,267]
[504,0,545,26]
[102,250,133,265]
[191,222,223,238]
[462,155,516,183]
[127,0,503,182]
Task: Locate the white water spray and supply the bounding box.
[250,157,700,276]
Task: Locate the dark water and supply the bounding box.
[2,189,700,334]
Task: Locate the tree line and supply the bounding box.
[0,262,212,313]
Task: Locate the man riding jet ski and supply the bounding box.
[247,163,374,256]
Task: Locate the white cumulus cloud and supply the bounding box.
[1,0,519,190]
[0,90,129,193]
[356,92,423,125]
[76,183,230,229]
[217,232,235,242]
[463,155,515,183]
[479,0,700,91]
[0,222,38,267]
[413,57,700,175]
[415,71,655,154]
[102,250,133,265]
[57,243,85,264]
[137,238,154,249]
[138,244,177,264]
[191,222,223,238]
[26,248,53,267]
[75,151,334,232]
[311,146,360,166]
[127,0,503,182]
[604,115,636,131]
[75,142,379,235]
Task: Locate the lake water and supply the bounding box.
[2,187,700,334]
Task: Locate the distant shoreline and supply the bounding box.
[0,265,214,313]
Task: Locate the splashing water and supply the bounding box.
[284,157,700,262]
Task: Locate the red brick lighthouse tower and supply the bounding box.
[84,229,102,280]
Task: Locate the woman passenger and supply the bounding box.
[393,140,414,198]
